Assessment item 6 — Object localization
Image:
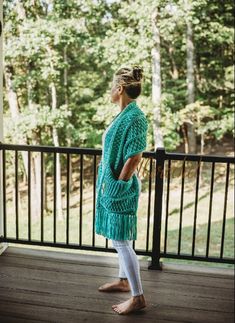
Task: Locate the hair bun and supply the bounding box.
[132,65,143,81]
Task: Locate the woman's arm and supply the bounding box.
[118,153,142,181]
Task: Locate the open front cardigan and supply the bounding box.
[95,100,148,240]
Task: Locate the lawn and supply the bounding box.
[3,156,234,270]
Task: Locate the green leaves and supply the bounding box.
[4,104,72,140]
[3,0,234,150]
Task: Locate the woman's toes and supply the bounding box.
[98,284,105,290]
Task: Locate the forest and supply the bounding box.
[1,1,234,251]
[3,0,234,153]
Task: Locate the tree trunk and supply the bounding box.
[64,46,69,106]
[184,0,197,153]
[50,82,63,220]
[169,45,179,80]
[27,73,41,221]
[6,0,41,221]
[200,133,204,155]
[63,46,73,192]
[151,7,164,150]
[46,45,63,221]
[30,129,41,220]
[4,65,29,177]
[4,65,41,221]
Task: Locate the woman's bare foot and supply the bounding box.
[112,294,147,315]
[98,279,131,292]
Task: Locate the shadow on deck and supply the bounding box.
[0,246,234,322]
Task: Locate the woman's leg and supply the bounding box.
[117,240,133,279]
[118,256,127,279]
[112,239,144,297]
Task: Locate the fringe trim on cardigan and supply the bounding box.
[95,206,137,240]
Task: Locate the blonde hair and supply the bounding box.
[113,65,144,99]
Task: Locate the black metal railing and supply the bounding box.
[0,143,234,269]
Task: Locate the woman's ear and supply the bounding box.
[118,85,124,94]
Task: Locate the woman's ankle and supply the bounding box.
[132,294,144,300]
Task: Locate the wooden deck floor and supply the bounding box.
[0,246,234,323]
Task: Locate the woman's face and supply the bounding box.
[110,78,123,104]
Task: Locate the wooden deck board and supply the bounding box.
[0,246,234,323]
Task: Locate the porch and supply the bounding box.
[0,245,234,322]
[0,143,234,321]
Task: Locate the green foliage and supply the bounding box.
[3,0,234,151]
[160,93,182,150]
[205,108,234,140]
[4,104,72,141]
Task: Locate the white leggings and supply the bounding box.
[111,239,144,297]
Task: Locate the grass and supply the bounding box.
[3,157,234,271]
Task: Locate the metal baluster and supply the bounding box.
[206,162,215,258]
[164,159,171,254]
[178,158,186,255]
[220,162,230,259]
[192,159,201,256]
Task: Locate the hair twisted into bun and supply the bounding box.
[132,65,143,82]
[114,64,144,99]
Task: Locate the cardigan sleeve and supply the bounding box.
[123,114,148,163]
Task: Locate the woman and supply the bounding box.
[95,65,148,315]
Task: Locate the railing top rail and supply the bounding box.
[165,151,235,163]
[0,142,102,155]
[0,142,155,158]
[0,142,234,163]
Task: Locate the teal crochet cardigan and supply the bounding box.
[95,100,148,240]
